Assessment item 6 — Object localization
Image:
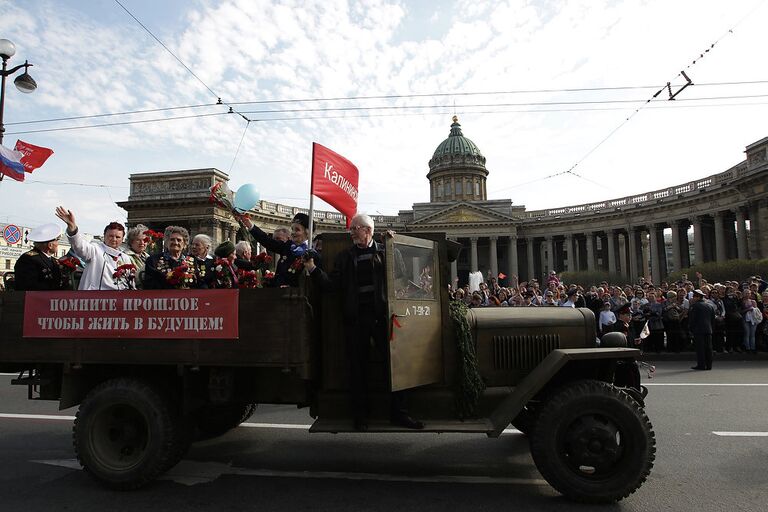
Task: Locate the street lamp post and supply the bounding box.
[0,38,37,181]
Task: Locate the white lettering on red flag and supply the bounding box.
[311,143,359,227]
[14,139,54,173]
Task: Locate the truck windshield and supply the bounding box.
[392,242,435,300]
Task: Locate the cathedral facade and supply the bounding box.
[118,119,768,285]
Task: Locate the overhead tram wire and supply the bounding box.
[7,94,768,136]
[4,111,228,136]
[3,80,765,129]
[113,0,253,173]
[5,102,222,126]
[490,1,767,196]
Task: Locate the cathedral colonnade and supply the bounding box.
[445,203,761,286]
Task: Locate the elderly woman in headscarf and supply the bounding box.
[211,240,239,289]
[239,213,315,287]
[189,233,214,288]
[124,224,149,288]
[143,226,196,289]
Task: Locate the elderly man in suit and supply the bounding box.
[13,223,64,291]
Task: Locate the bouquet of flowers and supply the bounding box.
[212,257,236,289]
[143,229,164,254]
[262,270,275,285]
[113,263,138,290]
[252,251,273,270]
[209,182,234,210]
[58,255,82,290]
[237,269,260,289]
[165,264,195,289]
[287,257,304,274]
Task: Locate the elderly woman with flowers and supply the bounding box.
[124,224,150,288]
[143,226,200,289]
[239,213,316,287]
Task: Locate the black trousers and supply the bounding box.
[346,309,407,421]
[693,333,713,369]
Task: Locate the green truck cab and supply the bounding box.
[0,232,654,503]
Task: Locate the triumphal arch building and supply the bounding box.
[119,117,768,285]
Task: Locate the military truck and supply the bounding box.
[0,232,654,503]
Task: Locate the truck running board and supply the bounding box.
[309,418,494,434]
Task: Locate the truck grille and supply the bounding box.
[492,335,560,370]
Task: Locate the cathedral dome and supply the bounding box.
[431,116,485,160]
[427,117,489,202]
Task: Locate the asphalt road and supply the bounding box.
[1,361,767,511]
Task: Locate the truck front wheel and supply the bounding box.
[73,378,179,490]
[529,380,655,503]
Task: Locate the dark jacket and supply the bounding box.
[310,241,388,324]
[248,226,308,287]
[13,250,63,291]
[689,299,716,335]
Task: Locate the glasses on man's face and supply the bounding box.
[349,225,368,232]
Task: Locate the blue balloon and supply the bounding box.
[233,183,261,213]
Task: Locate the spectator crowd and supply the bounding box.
[448,270,768,354]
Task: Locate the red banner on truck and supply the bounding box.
[23,290,239,339]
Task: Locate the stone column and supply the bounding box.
[526,237,535,282]
[470,237,478,273]
[736,208,748,260]
[692,216,704,264]
[586,233,595,271]
[670,221,682,274]
[546,236,554,275]
[489,236,498,279]
[714,211,727,262]
[640,231,650,281]
[628,228,639,281]
[648,224,661,284]
[607,230,617,274]
[564,234,573,272]
[508,235,519,282]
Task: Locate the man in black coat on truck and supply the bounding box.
[303,213,423,431]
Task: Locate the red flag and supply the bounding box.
[498,272,507,280]
[14,139,54,173]
[311,143,359,228]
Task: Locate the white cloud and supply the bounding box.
[0,0,765,233]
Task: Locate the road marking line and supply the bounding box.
[712,431,768,437]
[240,422,310,429]
[32,459,548,487]
[644,383,768,386]
[0,413,75,421]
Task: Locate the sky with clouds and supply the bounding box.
[0,0,766,234]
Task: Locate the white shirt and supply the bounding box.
[68,230,133,290]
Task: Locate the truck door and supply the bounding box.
[386,234,442,392]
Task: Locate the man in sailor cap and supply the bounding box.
[13,223,64,291]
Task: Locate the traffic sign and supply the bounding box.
[2,224,22,245]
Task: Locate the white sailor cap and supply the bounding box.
[28,223,62,243]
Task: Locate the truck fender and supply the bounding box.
[487,347,641,438]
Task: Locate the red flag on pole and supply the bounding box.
[311,143,359,228]
[14,139,54,173]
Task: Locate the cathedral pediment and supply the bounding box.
[412,202,519,226]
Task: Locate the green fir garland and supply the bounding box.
[449,300,486,419]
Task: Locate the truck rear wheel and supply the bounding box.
[529,380,655,503]
[194,402,257,440]
[73,378,179,490]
